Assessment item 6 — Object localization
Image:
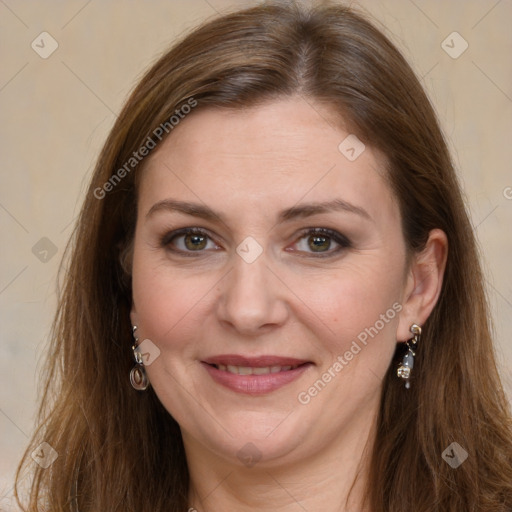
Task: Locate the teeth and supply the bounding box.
[252,367,270,375]
[214,364,300,375]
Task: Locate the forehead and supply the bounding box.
[139,97,398,226]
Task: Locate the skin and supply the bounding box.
[129,96,447,511]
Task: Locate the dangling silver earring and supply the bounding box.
[130,325,149,391]
[397,323,421,389]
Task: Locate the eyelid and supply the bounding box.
[161,227,210,244]
[289,227,351,257]
[160,227,221,256]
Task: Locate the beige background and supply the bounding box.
[1,0,511,507]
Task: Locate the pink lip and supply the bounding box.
[203,354,310,367]
[201,354,313,395]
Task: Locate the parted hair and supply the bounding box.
[16,1,512,511]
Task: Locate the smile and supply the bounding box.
[212,364,302,375]
[201,355,313,395]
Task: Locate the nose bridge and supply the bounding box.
[233,249,268,295]
[217,245,287,333]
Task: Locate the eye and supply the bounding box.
[160,227,350,257]
[291,228,351,256]
[161,228,220,254]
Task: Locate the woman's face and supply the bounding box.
[130,97,413,467]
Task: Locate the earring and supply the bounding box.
[130,325,149,391]
[397,323,421,390]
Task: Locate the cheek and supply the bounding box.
[291,261,405,394]
[130,250,211,349]
[130,258,212,411]
[296,260,404,337]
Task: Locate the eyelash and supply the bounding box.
[160,227,351,258]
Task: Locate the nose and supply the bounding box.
[216,249,289,336]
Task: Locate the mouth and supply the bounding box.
[208,363,304,375]
[201,355,313,395]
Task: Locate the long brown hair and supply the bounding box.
[16,2,512,511]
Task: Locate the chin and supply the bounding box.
[193,408,313,466]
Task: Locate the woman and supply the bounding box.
[15,1,512,511]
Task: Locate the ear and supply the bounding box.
[397,229,448,341]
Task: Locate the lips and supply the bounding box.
[203,354,310,367]
[201,354,313,395]
[213,364,301,375]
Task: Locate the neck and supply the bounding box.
[185,408,377,512]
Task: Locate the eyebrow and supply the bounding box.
[146,198,372,223]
